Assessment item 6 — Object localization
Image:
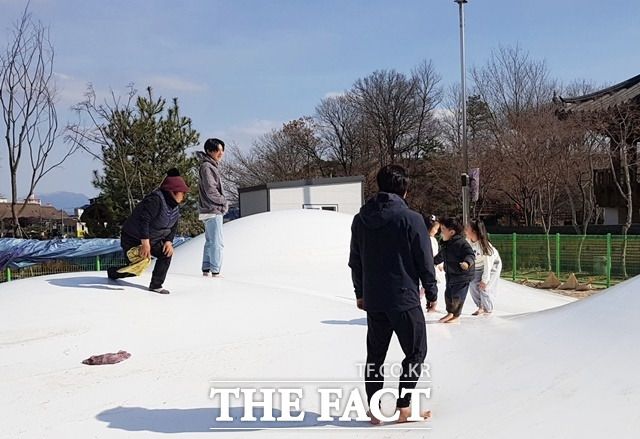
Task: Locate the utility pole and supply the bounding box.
[455,0,470,225]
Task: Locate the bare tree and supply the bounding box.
[66,84,139,212]
[554,80,604,272]
[439,84,463,153]
[226,60,444,206]
[471,44,556,127]
[409,60,443,158]
[350,69,420,164]
[556,126,604,272]
[561,95,639,278]
[225,117,327,193]
[562,78,601,99]
[534,136,563,270]
[440,84,507,219]
[468,45,558,226]
[1,8,75,237]
[315,93,367,176]
[314,93,382,195]
[596,104,640,278]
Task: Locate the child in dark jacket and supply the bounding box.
[434,216,475,323]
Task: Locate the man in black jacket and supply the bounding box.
[349,165,437,424]
[107,168,189,295]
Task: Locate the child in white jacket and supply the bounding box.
[421,215,446,311]
[464,218,502,315]
[426,215,446,300]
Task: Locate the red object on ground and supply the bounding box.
[82,350,131,365]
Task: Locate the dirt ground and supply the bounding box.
[514,279,603,299]
[549,288,601,299]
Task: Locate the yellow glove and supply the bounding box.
[116,246,151,276]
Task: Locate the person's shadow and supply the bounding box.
[47,276,148,293]
[321,318,367,326]
[97,406,367,433]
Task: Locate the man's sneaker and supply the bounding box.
[149,287,170,295]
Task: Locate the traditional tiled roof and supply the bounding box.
[0,203,71,220]
[561,73,640,113]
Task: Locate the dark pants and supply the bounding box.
[365,306,427,409]
[108,233,172,289]
[444,282,470,317]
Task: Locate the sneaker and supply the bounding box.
[149,287,170,294]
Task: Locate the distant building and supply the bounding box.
[238,176,365,218]
[0,195,76,238]
[73,206,88,238]
[559,73,640,225]
[25,194,41,205]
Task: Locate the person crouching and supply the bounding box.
[107,168,189,295]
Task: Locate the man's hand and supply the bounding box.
[460,261,469,270]
[479,281,487,291]
[162,241,174,257]
[356,298,364,310]
[140,239,151,259]
[426,300,438,312]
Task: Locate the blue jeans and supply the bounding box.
[202,215,224,273]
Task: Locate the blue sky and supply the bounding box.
[1,0,639,198]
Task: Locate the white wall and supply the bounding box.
[239,189,269,217]
[268,182,362,215]
[603,207,619,225]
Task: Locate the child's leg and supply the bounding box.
[469,270,483,309]
[444,284,453,314]
[440,285,455,322]
[480,286,494,313]
[449,283,470,318]
[482,260,502,313]
[439,313,454,322]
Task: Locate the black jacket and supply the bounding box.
[349,192,438,312]
[434,234,475,284]
[121,189,180,244]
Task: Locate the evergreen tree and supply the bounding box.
[69,86,201,236]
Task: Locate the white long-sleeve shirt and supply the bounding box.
[430,236,446,284]
[430,236,439,259]
[468,239,499,283]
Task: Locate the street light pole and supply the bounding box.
[455,0,470,226]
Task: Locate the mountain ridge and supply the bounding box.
[36,191,90,215]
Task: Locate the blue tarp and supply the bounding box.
[0,237,191,270]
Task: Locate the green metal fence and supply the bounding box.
[0,253,128,283]
[2,234,638,287]
[491,233,640,288]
